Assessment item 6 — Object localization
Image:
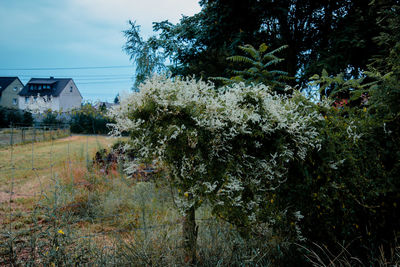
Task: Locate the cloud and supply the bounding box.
[0,0,201,101]
[0,0,200,47]
[67,0,200,34]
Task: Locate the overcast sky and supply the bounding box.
[0,0,201,102]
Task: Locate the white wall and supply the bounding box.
[18,80,82,112]
[58,80,82,111]
[19,95,60,111]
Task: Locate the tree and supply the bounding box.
[214,43,291,92]
[124,1,398,85]
[42,112,61,126]
[110,75,321,263]
[70,103,113,134]
[22,111,34,126]
[114,94,120,104]
[123,21,166,89]
[0,107,34,127]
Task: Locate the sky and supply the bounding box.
[0,0,201,102]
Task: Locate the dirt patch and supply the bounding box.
[0,191,11,203]
[58,135,80,142]
[0,190,41,204]
[0,174,45,204]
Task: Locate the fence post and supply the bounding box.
[10,123,13,146]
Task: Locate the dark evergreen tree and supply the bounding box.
[114,94,120,104]
[124,0,399,85]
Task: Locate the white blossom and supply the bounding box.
[109,75,322,219]
[25,94,54,114]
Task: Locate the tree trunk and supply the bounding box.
[183,205,197,264]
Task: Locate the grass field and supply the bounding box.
[0,127,70,147]
[0,134,241,265]
[1,134,296,266]
[0,135,111,211]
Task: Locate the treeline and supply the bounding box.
[69,103,114,134]
[0,107,33,127]
[125,0,400,87]
[0,103,114,134]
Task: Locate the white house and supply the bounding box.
[18,77,82,112]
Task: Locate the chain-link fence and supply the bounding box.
[0,124,70,147]
[0,123,268,266]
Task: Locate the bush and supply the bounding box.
[41,111,62,126]
[70,103,114,134]
[109,75,323,262]
[110,74,400,263]
[274,96,400,263]
[0,107,33,127]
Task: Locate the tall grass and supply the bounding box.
[1,137,399,266]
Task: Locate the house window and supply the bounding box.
[70,86,73,92]
[12,98,17,105]
[30,85,34,90]
[38,85,42,90]
[13,87,18,91]
[25,97,29,103]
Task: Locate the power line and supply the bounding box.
[77,80,133,85]
[73,77,134,81]
[18,74,134,78]
[17,77,134,81]
[0,65,133,71]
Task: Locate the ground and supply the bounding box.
[0,135,112,221]
[0,133,235,266]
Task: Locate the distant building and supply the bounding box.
[19,77,82,112]
[0,77,24,109]
[94,101,117,110]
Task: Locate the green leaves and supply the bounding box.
[110,75,321,235]
[123,21,166,89]
[309,69,371,98]
[214,43,291,92]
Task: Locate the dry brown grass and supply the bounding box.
[0,135,114,221]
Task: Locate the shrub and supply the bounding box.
[70,103,114,134]
[275,93,400,263]
[0,107,33,127]
[42,111,62,126]
[109,75,322,261]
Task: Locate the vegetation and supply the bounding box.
[119,1,400,264]
[0,107,33,128]
[69,103,114,135]
[124,0,400,84]
[1,136,300,266]
[110,76,322,262]
[214,43,291,91]
[1,1,400,265]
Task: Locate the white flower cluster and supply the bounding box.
[109,75,322,219]
[346,120,363,142]
[25,94,54,114]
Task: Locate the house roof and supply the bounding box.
[18,78,76,97]
[94,101,117,109]
[0,77,20,93]
[29,80,57,85]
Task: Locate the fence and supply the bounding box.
[0,126,244,266]
[0,124,70,147]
